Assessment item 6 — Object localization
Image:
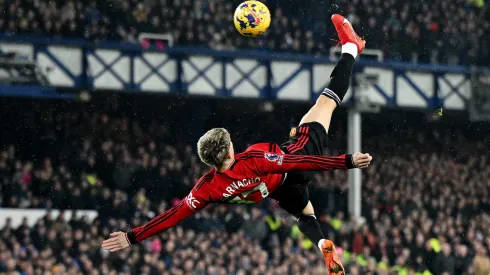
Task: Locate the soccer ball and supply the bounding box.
[233,1,271,37]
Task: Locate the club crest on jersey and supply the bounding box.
[185,192,201,209]
[264,153,283,165]
[290,128,297,137]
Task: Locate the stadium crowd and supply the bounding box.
[0,0,489,65]
[1,96,489,274]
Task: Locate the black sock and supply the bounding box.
[322,53,355,106]
[297,214,324,246]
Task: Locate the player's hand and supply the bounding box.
[352,152,372,168]
[102,231,130,252]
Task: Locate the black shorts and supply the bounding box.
[269,122,329,215]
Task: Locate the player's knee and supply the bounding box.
[316,94,338,109]
[298,201,315,217]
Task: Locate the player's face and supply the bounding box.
[229,140,235,158]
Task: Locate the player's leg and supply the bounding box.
[296,202,324,246]
[283,16,365,157]
[275,15,365,272]
[299,14,365,133]
[269,183,345,275]
[296,202,345,275]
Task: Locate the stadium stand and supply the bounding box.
[0,0,488,65]
[1,96,489,274]
[1,0,489,274]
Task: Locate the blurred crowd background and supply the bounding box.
[0,95,489,275]
[1,0,489,274]
[0,0,489,65]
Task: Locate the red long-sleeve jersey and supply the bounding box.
[126,143,355,244]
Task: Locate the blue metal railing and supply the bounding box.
[0,34,473,110]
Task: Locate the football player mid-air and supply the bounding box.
[102,14,369,275]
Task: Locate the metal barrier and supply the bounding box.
[0,34,472,110]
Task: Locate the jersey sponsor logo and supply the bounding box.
[264,153,283,165]
[222,177,261,198]
[185,192,201,209]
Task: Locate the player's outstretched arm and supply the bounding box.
[102,192,208,252]
[256,151,372,174]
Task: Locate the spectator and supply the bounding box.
[474,243,490,275]
[454,244,471,274]
[243,208,268,243]
[433,243,455,275]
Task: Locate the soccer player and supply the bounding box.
[102,14,367,275]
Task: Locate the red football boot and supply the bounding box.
[321,239,345,275]
[331,14,366,54]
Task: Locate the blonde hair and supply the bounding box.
[197,128,231,167]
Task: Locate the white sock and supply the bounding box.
[342,42,358,59]
[318,239,325,250]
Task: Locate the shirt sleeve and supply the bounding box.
[253,151,356,174]
[126,188,209,244]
